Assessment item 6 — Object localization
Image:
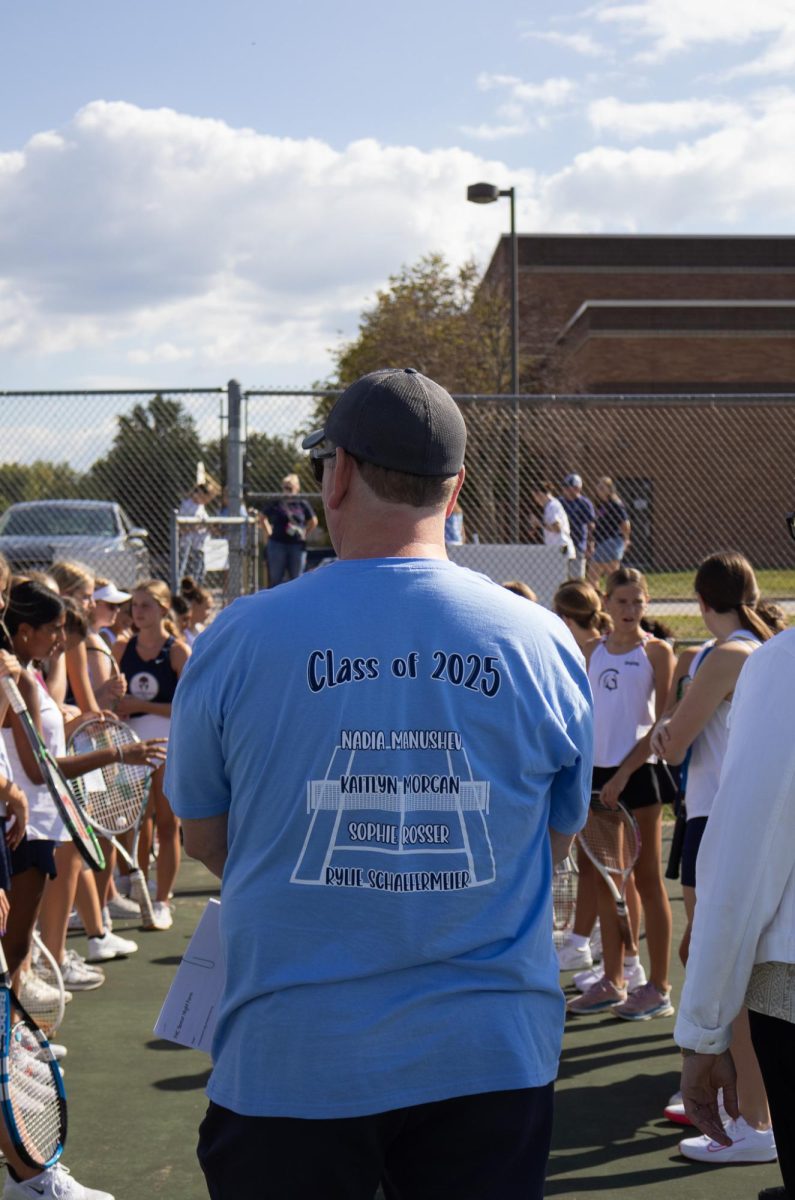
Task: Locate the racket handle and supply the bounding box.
[130,870,157,929]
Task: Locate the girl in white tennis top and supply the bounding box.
[651,551,778,1162]
[568,567,674,1020]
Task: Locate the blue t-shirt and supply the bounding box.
[165,558,593,1119]
[559,494,595,552]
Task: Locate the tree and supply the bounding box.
[330,254,519,396]
[322,254,557,542]
[87,395,204,570]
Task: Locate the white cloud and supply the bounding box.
[588,95,743,138]
[539,89,795,230]
[596,0,795,67]
[477,73,577,106]
[522,30,607,57]
[0,101,536,385]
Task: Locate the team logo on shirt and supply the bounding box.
[598,668,619,691]
[130,671,159,700]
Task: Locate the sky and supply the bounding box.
[1,0,794,394]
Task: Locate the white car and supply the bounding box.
[0,499,150,589]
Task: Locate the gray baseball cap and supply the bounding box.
[302,368,466,476]
[563,473,583,488]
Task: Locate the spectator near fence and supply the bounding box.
[260,474,318,588]
[559,474,595,581]
[589,477,631,586]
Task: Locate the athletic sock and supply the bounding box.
[569,933,590,951]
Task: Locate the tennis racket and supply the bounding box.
[577,796,641,951]
[20,935,67,1039]
[67,716,157,929]
[0,677,105,872]
[552,855,578,943]
[0,938,67,1170]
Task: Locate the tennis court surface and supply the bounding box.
[55,855,781,1200]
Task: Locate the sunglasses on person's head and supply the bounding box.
[787,512,795,543]
[309,444,337,485]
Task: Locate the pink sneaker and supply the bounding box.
[613,981,674,1021]
[567,977,627,1014]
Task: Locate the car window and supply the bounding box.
[0,506,118,538]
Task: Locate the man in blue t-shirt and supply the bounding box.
[559,473,596,581]
[165,368,593,1200]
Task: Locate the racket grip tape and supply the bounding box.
[0,674,27,714]
[130,870,157,929]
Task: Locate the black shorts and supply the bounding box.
[680,816,708,889]
[198,1086,554,1200]
[10,836,58,881]
[592,763,660,811]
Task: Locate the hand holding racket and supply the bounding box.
[577,795,640,951]
[0,676,105,872]
[0,937,67,1170]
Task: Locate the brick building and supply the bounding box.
[475,235,795,571]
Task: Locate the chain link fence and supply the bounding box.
[2,387,793,634]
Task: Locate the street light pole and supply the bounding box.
[468,181,520,541]
[467,181,518,394]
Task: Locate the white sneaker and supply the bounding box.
[679,1115,777,1164]
[105,893,141,920]
[67,910,84,931]
[3,1162,114,1199]
[150,901,173,931]
[574,960,647,993]
[60,951,105,991]
[86,930,138,963]
[19,970,72,1010]
[557,938,593,971]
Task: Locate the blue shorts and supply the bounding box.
[594,536,626,564]
[681,816,708,889]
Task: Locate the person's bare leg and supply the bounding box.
[594,873,626,988]
[733,1007,772,1130]
[626,872,642,951]
[4,867,47,981]
[571,854,598,938]
[631,805,672,992]
[75,868,107,937]
[151,766,180,903]
[38,843,83,966]
[679,884,696,967]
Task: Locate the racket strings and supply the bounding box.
[580,809,639,875]
[7,1021,63,1164]
[552,859,577,933]
[69,721,148,834]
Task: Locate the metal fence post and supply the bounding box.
[227,379,244,598]
[169,509,179,594]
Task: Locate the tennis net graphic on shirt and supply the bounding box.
[291,729,494,891]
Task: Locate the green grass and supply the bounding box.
[646,568,795,599]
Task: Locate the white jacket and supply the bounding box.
[675,626,795,1054]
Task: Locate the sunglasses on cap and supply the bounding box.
[309,444,337,485]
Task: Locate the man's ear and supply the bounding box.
[325,448,356,511]
[445,467,465,518]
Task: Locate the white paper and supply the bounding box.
[154,897,222,1053]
